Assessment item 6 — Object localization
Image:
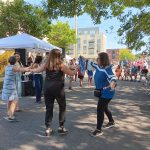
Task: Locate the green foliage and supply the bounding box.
[47,21,76,50]
[119,49,136,61]
[0,0,50,38]
[44,0,150,51]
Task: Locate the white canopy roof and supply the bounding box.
[65,55,72,61]
[0,33,61,52]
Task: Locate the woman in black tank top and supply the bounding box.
[30,49,78,136]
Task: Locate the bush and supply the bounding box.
[0,76,3,91]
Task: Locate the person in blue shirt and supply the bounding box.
[82,52,117,137]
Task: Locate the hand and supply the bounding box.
[29,68,34,73]
[24,67,30,72]
[110,81,117,90]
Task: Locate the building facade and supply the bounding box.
[68,27,106,59]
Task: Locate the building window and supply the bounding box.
[88,48,94,54]
[90,30,95,35]
[83,46,87,54]
[77,50,80,54]
[97,39,101,44]
[97,44,100,52]
[83,40,87,44]
[89,40,94,48]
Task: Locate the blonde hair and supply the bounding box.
[45,49,63,71]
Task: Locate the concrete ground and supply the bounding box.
[0,79,150,150]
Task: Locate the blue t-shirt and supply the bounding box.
[87,60,117,99]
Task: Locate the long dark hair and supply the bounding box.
[34,56,42,64]
[45,49,63,71]
[97,52,110,67]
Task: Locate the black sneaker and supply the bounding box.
[45,128,53,136]
[68,87,73,90]
[90,129,103,137]
[103,122,115,129]
[58,126,68,135]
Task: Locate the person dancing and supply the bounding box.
[2,56,29,121]
[82,52,117,137]
[30,49,78,136]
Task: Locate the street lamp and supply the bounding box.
[74,15,78,59]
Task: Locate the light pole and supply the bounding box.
[74,15,78,59]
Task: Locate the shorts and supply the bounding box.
[78,75,84,79]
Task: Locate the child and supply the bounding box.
[2,56,29,121]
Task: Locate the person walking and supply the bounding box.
[68,59,75,90]
[82,52,117,137]
[30,49,78,136]
[2,56,29,121]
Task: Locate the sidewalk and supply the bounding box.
[0,79,150,150]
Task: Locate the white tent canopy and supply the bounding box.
[0,33,61,52]
[65,55,72,62]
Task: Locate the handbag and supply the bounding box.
[94,89,102,97]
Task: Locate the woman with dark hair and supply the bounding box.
[82,52,117,137]
[30,49,78,136]
[32,55,43,103]
[2,56,29,121]
[14,52,23,111]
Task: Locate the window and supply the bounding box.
[77,43,80,49]
[97,39,101,44]
[90,30,95,35]
[97,44,100,52]
[83,40,87,44]
[83,46,87,54]
[77,49,80,54]
[88,48,94,54]
[89,42,94,49]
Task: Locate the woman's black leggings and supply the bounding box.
[97,98,114,130]
[44,81,66,128]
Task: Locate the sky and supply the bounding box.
[25,0,127,50]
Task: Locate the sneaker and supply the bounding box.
[68,87,73,90]
[103,122,115,129]
[45,128,53,136]
[15,109,23,112]
[58,126,68,135]
[90,129,103,137]
[3,116,18,122]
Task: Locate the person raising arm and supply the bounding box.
[81,52,117,137]
[30,49,78,136]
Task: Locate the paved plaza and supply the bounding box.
[0,79,150,150]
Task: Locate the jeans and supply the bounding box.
[97,98,114,130]
[34,74,43,102]
[44,80,66,128]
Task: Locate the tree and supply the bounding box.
[43,0,150,51]
[119,49,136,61]
[47,21,76,50]
[0,0,50,38]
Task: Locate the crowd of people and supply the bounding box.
[115,60,149,82]
[1,49,117,137]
